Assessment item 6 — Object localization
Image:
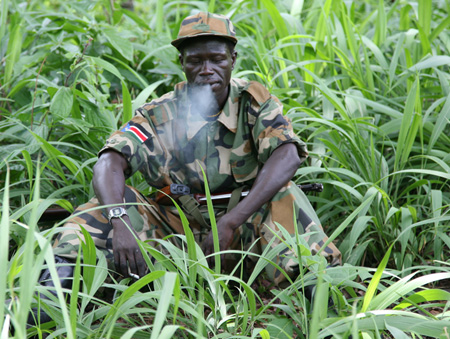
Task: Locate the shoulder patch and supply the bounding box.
[245,81,271,105]
[120,123,148,143]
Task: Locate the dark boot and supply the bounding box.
[27,256,74,325]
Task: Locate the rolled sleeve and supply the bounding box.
[98,115,166,185]
[99,129,143,178]
[254,98,308,164]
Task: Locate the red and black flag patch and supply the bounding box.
[121,123,148,143]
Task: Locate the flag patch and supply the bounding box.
[121,123,148,143]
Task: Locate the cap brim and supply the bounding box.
[171,33,238,49]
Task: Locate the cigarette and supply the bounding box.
[129,273,140,279]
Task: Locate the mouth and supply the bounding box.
[195,79,220,87]
[206,82,221,92]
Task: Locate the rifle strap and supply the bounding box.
[227,186,246,213]
[178,195,210,229]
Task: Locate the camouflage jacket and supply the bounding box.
[100,78,308,194]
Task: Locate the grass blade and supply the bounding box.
[150,273,178,339]
[361,244,393,312]
[3,14,22,87]
[373,0,386,46]
[121,81,132,124]
[427,93,450,153]
[199,163,220,274]
[0,0,9,44]
[0,165,10,334]
[394,77,419,171]
[418,0,432,36]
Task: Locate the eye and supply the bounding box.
[187,58,201,65]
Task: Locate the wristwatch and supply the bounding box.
[107,207,128,223]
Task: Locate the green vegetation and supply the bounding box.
[1,0,450,337]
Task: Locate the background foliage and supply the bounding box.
[1,0,450,338]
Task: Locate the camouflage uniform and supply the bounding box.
[54,78,341,284]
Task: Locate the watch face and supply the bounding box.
[109,207,126,220]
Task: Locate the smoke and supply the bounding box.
[187,84,219,119]
[169,84,219,159]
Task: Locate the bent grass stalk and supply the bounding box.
[0,165,10,336]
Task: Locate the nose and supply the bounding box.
[199,60,213,75]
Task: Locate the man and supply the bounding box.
[44,11,341,311]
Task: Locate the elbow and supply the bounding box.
[287,145,302,172]
[292,152,302,169]
[93,151,127,181]
[92,156,107,186]
[288,153,302,177]
[93,153,110,177]
[92,158,103,179]
[273,143,302,178]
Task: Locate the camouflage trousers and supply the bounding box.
[54,181,341,285]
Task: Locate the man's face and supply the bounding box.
[179,37,237,108]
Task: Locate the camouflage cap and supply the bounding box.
[171,12,238,50]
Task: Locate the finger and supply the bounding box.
[114,252,120,273]
[127,251,138,276]
[119,254,129,277]
[135,252,147,278]
[224,234,234,251]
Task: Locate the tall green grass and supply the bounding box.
[4,169,450,337]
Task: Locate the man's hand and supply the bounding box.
[110,217,147,278]
[202,213,236,266]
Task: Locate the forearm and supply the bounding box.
[92,150,128,214]
[224,143,302,229]
[93,151,146,277]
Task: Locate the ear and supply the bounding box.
[179,53,184,71]
[231,51,237,70]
